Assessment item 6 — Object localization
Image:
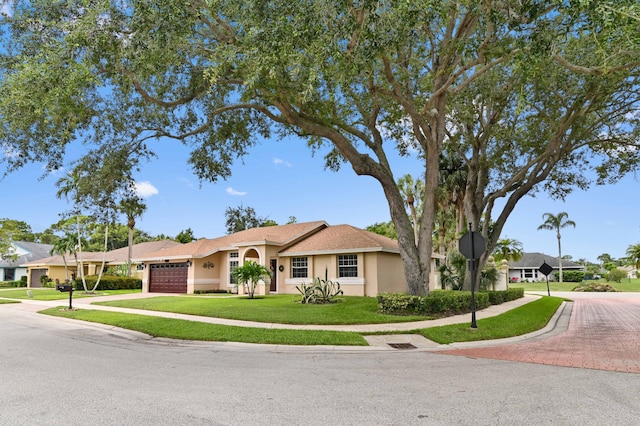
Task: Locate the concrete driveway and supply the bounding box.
[438,292,640,373]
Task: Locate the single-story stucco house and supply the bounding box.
[23,240,180,287]
[507,252,586,282]
[1,241,53,283]
[134,221,442,296]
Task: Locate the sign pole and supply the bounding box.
[469,223,477,329]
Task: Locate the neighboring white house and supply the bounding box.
[508,252,586,283]
[0,241,53,282]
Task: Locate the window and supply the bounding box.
[291,257,308,278]
[338,254,358,278]
[229,252,239,284]
[4,268,15,281]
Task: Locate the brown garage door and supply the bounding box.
[149,263,188,293]
[29,268,48,288]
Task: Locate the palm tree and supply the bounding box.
[626,243,640,274]
[56,170,89,291]
[537,212,576,283]
[492,238,524,263]
[231,260,272,299]
[120,197,146,276]
[397,174,424,244]
[49,234,77,283]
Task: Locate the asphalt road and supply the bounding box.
[1,305,639,426]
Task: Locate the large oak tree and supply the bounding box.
[1,1,638,294]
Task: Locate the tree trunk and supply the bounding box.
[557,232,563,283]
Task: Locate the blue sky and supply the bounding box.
[1,133,638,264]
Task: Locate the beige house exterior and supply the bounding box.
[135,221,442,296]
[23,240,180,287]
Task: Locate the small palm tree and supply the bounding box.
[49,234,77,283]
[232,260,272,299]
[626,243,640,274]
[537,212,576,283]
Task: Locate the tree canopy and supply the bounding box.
[1,1,639,294]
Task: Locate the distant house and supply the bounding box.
[621,265,638,279]
[135,221,443,296]
[508,252,586,282]
[22,240,180,287]
[1,241,53,283]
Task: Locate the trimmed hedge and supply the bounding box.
[0,280,27,288]
[377,288,524,316]
[553,270,585,282]
[74,275,142,291]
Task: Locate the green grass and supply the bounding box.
[512,278,640,292]
[96,295,433,325]
[417,296,565,344]
[0,299,20,304]
[39,307,367,346]
[0,288,141,300]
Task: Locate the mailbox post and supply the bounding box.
[56,283,74,309]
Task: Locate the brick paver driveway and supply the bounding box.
[439,293,640,373]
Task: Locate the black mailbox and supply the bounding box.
[56,284,73,292]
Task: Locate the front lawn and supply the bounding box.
[0,288,141,300]
[0,299,19,304]
[511,278,640,292]
[417,296,564,344]
[95,295,433,325]
[39,307,368,346]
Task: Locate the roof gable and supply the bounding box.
[279,224,399,255]
[135,221,329,260]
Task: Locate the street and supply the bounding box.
[1,305,639,425]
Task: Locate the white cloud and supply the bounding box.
[273,158,293,168]
[1,2,13,17]
[134,181,159,198]
[226,187,247,196]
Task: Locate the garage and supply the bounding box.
[29,268,48,288]
[148,263,188,293]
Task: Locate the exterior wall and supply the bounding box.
[374,252,407,295]
[26,265,71,287]
[191,254,222,293]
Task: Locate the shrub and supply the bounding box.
[0,280,26,288]
[573,283,617,292]
[553,270,585,282]
[604,268,626,283]
[296,275,343,304]
[377,288,524,316]
[485,287,524,304]
[74,275,142,291]
[378,291,491,316]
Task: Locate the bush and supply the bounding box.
[485,287,525,305]
[296,276,343,304]
[0,280,26,288]
[573,283,617,292]
[377,288,524,316]
[604,268,626,283]
[74,275,142,291]
[378,291,490,316]
[553,270,585,282]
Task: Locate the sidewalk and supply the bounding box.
[1,292,568,350]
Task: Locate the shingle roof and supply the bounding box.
[509,252,585,269]
[22,240,179,266]
[279,224,399,255]
[1,241,54,267]
[105,240,181,263]
[135,221,329,260]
